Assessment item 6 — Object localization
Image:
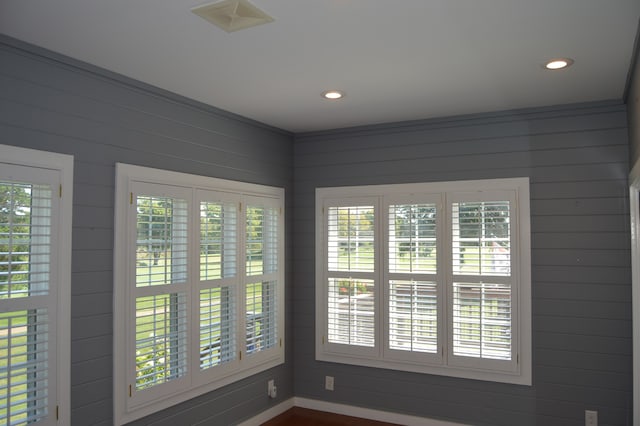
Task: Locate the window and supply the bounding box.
[316,178,531,385]
[0,144,73,425]
[114,164,284,425]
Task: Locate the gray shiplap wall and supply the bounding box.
[0,36,294,425]
[293,103,632,426]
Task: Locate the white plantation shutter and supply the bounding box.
[114,164,285,423]
[135,294,188,389]
[452,282,511,359]
[244,203,280,356]
[1,182,52,298]
[388,203,437,275]
[324,201,377,354]
[327,277,375,346]
[327,206,375,273]
[1,183,52,425]
[386,201,441,359]
[449,195,517,369]
[199,286,235,368]
[135,195,188,288]
[1,309,49,425]
[198,197,238,372]
[388,280,438,352]
[245,280,277,353]
[0,152,72,426]
[199,201,237,281]
[317,179,530,384]
[131,184,191,404]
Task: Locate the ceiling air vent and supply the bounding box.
[191,0,274,33]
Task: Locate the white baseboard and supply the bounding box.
[239,397,469,426]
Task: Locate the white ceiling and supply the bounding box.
[1,0,639,133]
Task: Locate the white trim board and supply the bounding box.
[238,397,469,426]
[629,158,640,426]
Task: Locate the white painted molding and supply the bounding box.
[629,159,640,426]
[238,397,469,426]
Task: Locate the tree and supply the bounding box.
[392,204,436,257]
[458,202,509,240]
[136,197,175,266]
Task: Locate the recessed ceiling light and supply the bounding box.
[544,58,574,70]
[322,90,345,100]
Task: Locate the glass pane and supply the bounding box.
[1,182,51,299]
[388,204,437,273]
[200,201,237,281]
[389,280,437,353]
[245,281,277,354]
[136,196,188,287]
[246,206,278,276]
[327,206,375,272]
[135,294,188,390]
[327,278,375,347]
[200,286,235,369]
[0,309,48,425]
[452,282,511,360]
[452,201,511,276]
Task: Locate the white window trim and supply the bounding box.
[316,177,531,386]
[114,163,285,425]
[0,144,73,425]
[628,159,640,426]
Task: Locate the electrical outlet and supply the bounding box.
[267,379,277,399]
[585,410,597,426]
[325,375,334,391]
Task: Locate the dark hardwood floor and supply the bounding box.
[260,407,401,426]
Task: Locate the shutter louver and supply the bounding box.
[452,201,511,276]
[199,287,236,369]
[452,282,511,360]
[0,309,49,425]
[135,294,188,389]
[136,196,188,287]
[327,278,375,346]
[388,203,437,274]
[0,182,51,298]
[389,280,437,352]
[327,206,375,272]
[246,280,277,353]
[200,202,237,280]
